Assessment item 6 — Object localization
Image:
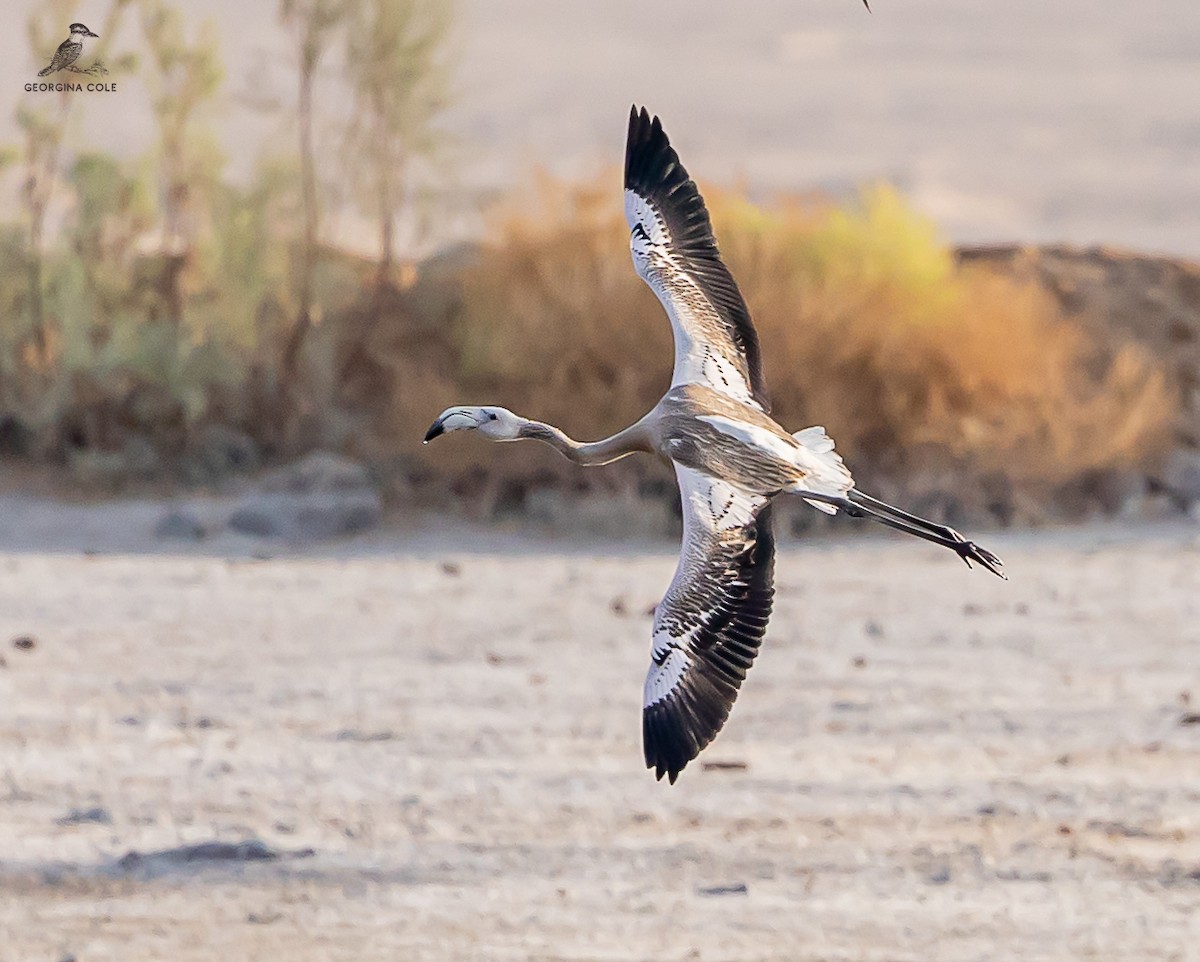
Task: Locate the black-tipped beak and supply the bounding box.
[87,29,99,37]
[423,420,445,443]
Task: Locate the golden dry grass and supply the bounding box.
[441,173,1173,500]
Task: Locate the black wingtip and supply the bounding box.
[623,105,707,248]
[626,105,663,187]
[645,701,695,785]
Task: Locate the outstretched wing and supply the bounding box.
[643,466,775,783]
[624,106,770,412]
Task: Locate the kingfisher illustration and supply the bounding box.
[38,23,99,77]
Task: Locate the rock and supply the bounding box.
[114,839,314,875]
[333,729,395,742]
[0,415,31,457]
[700,760,747,772]
[66,448,131,489]
[1159,448,1200,504]
[1051,479,1105,524]
[123,434,162,480]
[1007,489,1055,527]
[367,454,418,503]
[977,471,1016,526]
[155,509,205,540]
[1122,492,1182,523]
[697,883,748,896]
[185,424,260,483]
[259,451,373,494]
[227,501,278,537]
[295,493,381,538]
[229,490,382,540]
[524,489,677,539]
[1087,820,1152,838]
[228,451,382,541]
[56,806,112,826]
[1079,467,1146,516]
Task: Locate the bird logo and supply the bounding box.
[38,22,103,77]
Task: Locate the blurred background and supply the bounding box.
[3,3,1200,960]
[0,0,1198,538]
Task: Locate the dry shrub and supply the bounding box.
[915,269,1172,484]
[452,174,1173,496]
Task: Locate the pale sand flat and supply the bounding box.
[1,523,1198,959]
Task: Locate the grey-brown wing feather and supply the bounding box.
[624,106,770,412]
[642,466,775,783]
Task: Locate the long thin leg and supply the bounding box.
[848,490,968,541]
[798,490,1006,579]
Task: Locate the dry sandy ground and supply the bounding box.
[1,516,1199,961]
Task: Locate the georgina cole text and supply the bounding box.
[24,82,118,93]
